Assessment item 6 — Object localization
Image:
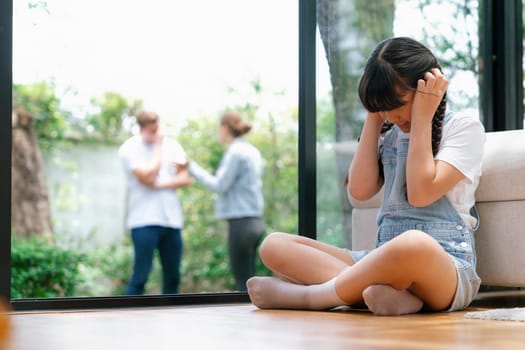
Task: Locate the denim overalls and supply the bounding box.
[352,112,481,311]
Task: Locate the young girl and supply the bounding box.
[247,37,485,315]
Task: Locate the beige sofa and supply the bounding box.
[349,129,525,287]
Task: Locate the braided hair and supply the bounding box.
[359,37,446,156]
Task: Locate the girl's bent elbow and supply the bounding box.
[407,193,431,208]
[348,185,373,202]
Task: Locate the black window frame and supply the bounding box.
[0,0,12,306]
[481,0,524,130]
[0,0,522,311]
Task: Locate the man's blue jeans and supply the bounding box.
[126,225,183,295]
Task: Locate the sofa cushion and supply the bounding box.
[475,200,525,286]
[351,208,378,250]
[476,130,525,202]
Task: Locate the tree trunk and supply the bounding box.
[317,0,395,247]
[11,105,53,238]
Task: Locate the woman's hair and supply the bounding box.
[358,36,446,156]
[221,111,252,137]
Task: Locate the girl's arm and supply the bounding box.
[347,113,385,201]
[406,69,464,207]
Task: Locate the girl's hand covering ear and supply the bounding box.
[412,68,448,123]
[367,111,389,129]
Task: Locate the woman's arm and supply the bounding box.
[406,69,464,207]
[188,149,241,193]
[347,113,385,201]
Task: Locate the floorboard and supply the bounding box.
[4,295,525,350]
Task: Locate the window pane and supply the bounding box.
[12,0,298,298]
[316,0,480,248]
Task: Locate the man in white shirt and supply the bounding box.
[118,110,193,294]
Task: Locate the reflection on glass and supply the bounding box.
[316,0,480,248]
[11,0,298,298]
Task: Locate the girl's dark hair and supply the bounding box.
[358,37,446,156]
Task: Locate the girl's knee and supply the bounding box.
[388,230,440,260]
[259,232,292,266]
[401,230,437,247]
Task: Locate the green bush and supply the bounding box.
[11,235,85,298]
[74,237,134,296]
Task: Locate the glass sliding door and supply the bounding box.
[10,0,298,301]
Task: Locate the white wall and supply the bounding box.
[43,143,127,249]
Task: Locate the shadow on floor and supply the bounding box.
[471,287,525,308]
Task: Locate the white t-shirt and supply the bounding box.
[118,135,187,229]
[399,110,486,228]
[436,111,486,228]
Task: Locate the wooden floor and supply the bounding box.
[4,293,525,350]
